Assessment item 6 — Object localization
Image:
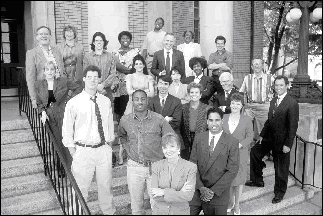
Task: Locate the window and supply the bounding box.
[193,1,200,43]
[1,20,19,63]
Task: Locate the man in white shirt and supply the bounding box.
[142,17,167,75]
[189,107,239,215]
[62,65,116,215]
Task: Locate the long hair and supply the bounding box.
[130,54,148,75]
[90,32,109,51]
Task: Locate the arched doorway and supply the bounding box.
[1,1,25,97]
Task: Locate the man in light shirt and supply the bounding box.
[239,58,275,141]
[142,17,167,75]
[62,65,116,215]
[189,107,239,215]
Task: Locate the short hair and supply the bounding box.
[189,57,207,70]
[215,35,226,44]
[90,32,109,51]
[42,60,56,71]
[170,67,182,77]
[158,75,172,84]
[132,89,148,100]
[118,31,132,42]
[219,72,233,81]
[83,65,102,78]
[187,82,203,94]
[207,107,224,119]
[36,26,51,35]
[164,32,176,39]
[251,59,264,65]
[130,54,148,75]
[161,133,181,149]
[274,75,289,86]
[230,92,245,106]
[183,30,194,39]
[62,25,77,39]
[155,17,165,26]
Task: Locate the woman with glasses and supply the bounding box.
[26,26,65,108]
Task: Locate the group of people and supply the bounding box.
[25,16,299,215]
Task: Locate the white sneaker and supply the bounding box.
[233,209,240,215]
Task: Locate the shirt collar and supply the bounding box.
[82,90,99,100]
[194,73,203,80]
[132,109,152,120]
[209,130,223,139]
[64,41,75,48]
[164,48,173,55]
[278,92,287,101]
[159,93,168,100]
[39,44,52,52]
[252,72,266,79]
[216,48,226,55]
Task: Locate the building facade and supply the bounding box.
[1,1,263,96]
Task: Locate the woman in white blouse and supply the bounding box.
[177,31,203,78]
[168,68,190,104]
[222,92,253,215]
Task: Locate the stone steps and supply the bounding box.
[1,141,40,161]
[272,201,321,215]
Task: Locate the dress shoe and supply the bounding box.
[272,195,283,204]
[245,180,264,187]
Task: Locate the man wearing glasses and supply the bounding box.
[26,26,65,108]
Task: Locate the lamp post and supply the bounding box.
[286,1,322,103]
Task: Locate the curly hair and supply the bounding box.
[189,57,207,70]
[90,32,109,51]
[187,82,203,94]
[118,31,132,42]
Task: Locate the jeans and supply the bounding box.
[127,159,155,215]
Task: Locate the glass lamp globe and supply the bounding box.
[310,12,320,23]
[286,13,297,23]
[313,7,322,20]
[289,8,302,20]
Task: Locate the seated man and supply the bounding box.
[239,58,274,141]
[211,72,240,114]
[183,57,216,105]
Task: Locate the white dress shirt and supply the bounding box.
[208,130,223,151]
[62,91,115,147]
[277,92,287,106]
[159,93,168,107]
[194,73,203,84]
[164,48,173,70]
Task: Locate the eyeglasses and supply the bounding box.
[38,33,50,36]
[86,77,99,80]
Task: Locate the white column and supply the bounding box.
[199,1,233,61]
[88,1,128,52]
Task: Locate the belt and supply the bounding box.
[131,159,153,174]
[148,54,154,57]
[48,102,55,108]
[75,142,106,148]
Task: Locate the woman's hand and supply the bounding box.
[41,111,48,125]
[151,188,165,198]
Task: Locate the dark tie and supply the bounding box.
[225,91,230,100]
[273,97,279,116]
[209,136,215,156]
[161,98,165,109]
[166,51,170,74]
[90,96,106,145]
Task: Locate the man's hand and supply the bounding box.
[32,99,37,109]
[41,111,48,125]
[256,136,263,145]
[165,116,173,122]
[282,145,290,153]
[159,70,167,76]
[151,188,165,198]
[199,187,214,202]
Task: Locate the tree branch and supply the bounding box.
[264,27,273,43]
[274,57,298,72]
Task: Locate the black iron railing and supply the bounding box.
[289,134,322,190]
[17,67,91,215]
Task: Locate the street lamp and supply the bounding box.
[286,1,322,104]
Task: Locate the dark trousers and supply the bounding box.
[212,75,224,94]
[190,203,227,215]
[181,132,196,160]
[250,140,291,197]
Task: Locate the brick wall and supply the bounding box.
[233,1,263,88]
[172,1,194,47]
[54,1,89,52]
[128,1,148,50]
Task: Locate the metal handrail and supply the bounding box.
[17,67,91,215]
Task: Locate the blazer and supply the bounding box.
[223,114,253,166]
[34,77,83,126]
[183,76,216,105]
[181,102,212,148]
[151,49,186,80]
[151,157,197,215]
[168,83,189,104]
[26,46,65,101]
[260,94,299,151]
[212,88,241,114]
[148,94,184,149]
[189,131,239,206]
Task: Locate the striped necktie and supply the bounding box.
[90,96,106,145]
[209,136,215,156]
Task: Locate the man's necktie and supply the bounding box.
[225,91,230,100]
[166,51,170,74]
[161,98,165,109]
[273,97,279,116]
[209,136,215,156]
[90,96,106,144]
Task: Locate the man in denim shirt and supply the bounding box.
[119,89,174,215]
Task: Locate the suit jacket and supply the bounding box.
[181,102,212,148]
[26,46,65,101]
[212,88,241,114]
[260,94,299,151]
[34,77,83,127]
[151,157,197,215]
[183,76,216,105]
[151,49,186,80]
[148,94,184,149]
[189,131,239,206]
[223,114,253,166]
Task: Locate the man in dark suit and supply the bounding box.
[189,107,239,215]
[151,33,185,80]
[183,57,216,105]
[245,75,299,204]
[148,75,183,149]
[211,72,240,114]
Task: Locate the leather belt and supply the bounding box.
[148,54,154,57]
[75,142,106,148]
[131,159,153,175]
